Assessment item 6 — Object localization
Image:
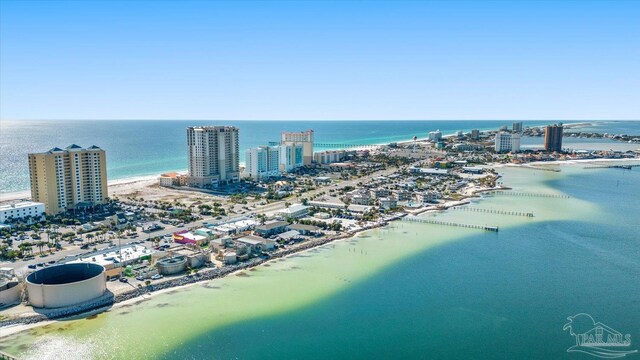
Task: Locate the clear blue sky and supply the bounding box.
[1,0,638,120]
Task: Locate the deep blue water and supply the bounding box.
[1,120,638,194]
[164,166,640,360]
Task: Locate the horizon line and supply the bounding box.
[2,119,639,122]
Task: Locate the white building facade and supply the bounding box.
[245,144,303,180]
[0,201,45,224]
[495,132,521,152]
[428,130,443,142]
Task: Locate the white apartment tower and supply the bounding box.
[494,132,521,153]
[187,126,240,187]
[245,144,304,180]
[281,130,313,165]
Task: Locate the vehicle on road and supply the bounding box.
[151,274,163,280]
[28,264,37,269]
[119,277,128,283]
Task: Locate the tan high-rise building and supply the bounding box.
[544,123,563,152]
[281,130,314,165]
[187,126,240,187]
[28,144,108,215]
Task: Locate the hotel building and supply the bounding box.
[245,144,303,180]
[544,124,564,152]
[28,145,108,215]
[495,132,521,153]
[187,126,240,187]
[281,130,313,165]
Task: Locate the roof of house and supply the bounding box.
[255,221,289,230]
[286,224,319,231]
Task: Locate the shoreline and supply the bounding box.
[0,157,636,337]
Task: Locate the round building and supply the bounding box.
[26,263,106,308]
[156,255,187,275]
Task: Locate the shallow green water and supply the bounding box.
[1,163,639,359]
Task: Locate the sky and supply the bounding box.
[0,0,639,121]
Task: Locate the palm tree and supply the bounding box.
[86,233,95,244]
[36,241,46,255]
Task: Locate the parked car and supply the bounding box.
[119,277,128,283]
[151,274,163,280]
[28,264,37,269]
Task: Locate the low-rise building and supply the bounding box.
[286,223,320,235]
[276,204,309,219]
[172,230,209,246]
[416,191,439,204]
[379,197,398,210]
[254,220,289,237]
[0,201,45,224]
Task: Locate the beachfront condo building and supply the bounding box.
[495,132,521,153]
[281,130,313,165]
[187,126,240,187]
[28,145,108,215]
[428,130,442,142]
[544,124,564,152]
[245,144,304,180]
[512,122,523,133]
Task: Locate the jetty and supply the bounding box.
[453,207,534,217]
[403,216,499,232]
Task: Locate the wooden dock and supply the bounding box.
[490,191,570,199]
[453,207,534,217]
[403,216,499,232]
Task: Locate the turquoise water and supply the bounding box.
[3,119,630,194]
[2,163,638,359]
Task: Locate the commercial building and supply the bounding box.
[544,124,564,152]
[254,220,289,237]
[158,172,187,187]
[276,203,309,218]
[0,201,45,224]
[495,132,521,153]
[281,130,314,165]
[26,263,107,308]
[28,144,108,215]
[187,126,240,187]
[245,144,304,180]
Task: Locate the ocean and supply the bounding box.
[2,120,639,195]
[2,162,638,359]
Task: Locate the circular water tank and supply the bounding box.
[26,263,106,308]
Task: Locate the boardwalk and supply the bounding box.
[403,216,499,232]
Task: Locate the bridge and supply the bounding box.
[453,207,534,217]
[403,216,499,232]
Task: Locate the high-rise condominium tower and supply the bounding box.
[281,130,314,165]
[28,144,108,214]
[544,124,563,152]
[187,126,240,187]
